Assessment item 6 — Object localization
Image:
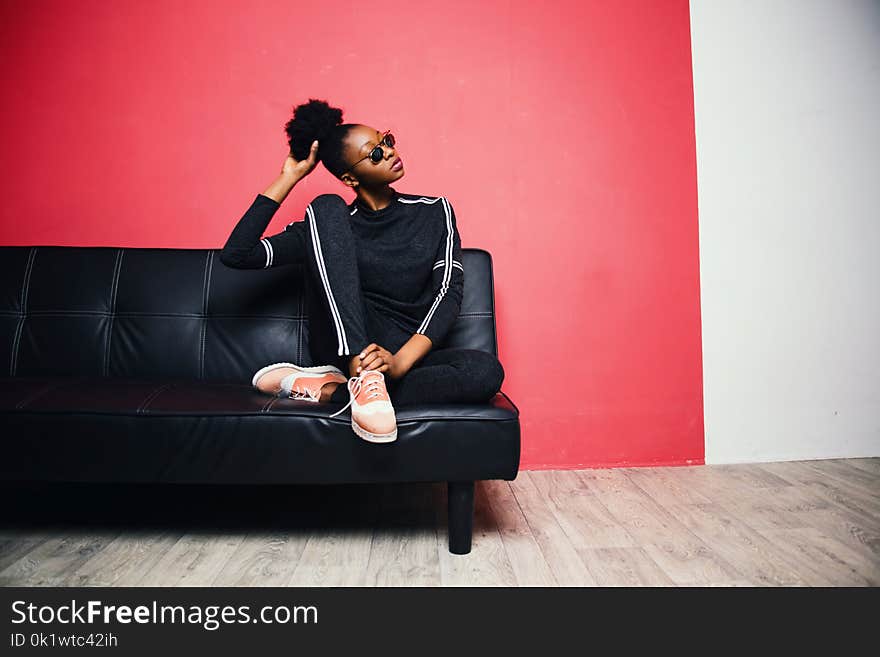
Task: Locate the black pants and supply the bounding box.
[302,194,505,407]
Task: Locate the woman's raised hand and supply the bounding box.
[281,140,320,180]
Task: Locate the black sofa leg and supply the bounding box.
[447,480,475,555]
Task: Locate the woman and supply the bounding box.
[220,98,504,444]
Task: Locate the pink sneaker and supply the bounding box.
[329,370,398,443]
[251,362,347,401]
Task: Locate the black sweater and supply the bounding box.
[219,189,464,347]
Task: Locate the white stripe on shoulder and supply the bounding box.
[260,238,273,268]
[433,259,463,271]
[397,195,442,204]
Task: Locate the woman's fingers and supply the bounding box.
[357,345,375,369]
[357,344,395,373]
[360,353,381,369]
[368,359,387,372]
[358,349,390,372]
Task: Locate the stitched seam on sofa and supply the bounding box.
[137,382,177,414]
[487,251,499,357]
[14,380,66,410]
[297,266,304,365]
[41,408,334,417]
[250,411,519,423]
[204,251,215,379]
[199,251,212,380]
[10,247,37,376]
[103,249,124,377]
[13,311,307,319]
[394,416,520,425]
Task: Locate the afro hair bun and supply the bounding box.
[285,98,344,162]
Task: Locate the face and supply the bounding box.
[340,124,404,188]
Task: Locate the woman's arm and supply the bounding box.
[380,197,464,378]
[219,144,320,269]
[358,333,432,379]
[394,334,434,372]
[260,171,298,204]
[219,174,306,269]
[413,197,465,345]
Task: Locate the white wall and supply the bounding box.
[690,0,880,463]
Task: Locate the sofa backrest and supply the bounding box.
[0,246,498,382]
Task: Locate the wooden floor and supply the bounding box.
[0,458,877,586]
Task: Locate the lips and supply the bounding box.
[391,157,403,171]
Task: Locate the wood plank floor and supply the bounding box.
[1,458,877,586]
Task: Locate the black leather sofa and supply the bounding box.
[0,245,520,554]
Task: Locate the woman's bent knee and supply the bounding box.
[461,350,505,400]
[484,354,505,395]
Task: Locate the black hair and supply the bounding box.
[284,98,355,179]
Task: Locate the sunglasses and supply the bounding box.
[342,130,396,175]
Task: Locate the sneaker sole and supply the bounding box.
[251,362,345,389]
[351,418,398,443]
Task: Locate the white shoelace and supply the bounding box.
[329,371,386,418]
[287,385,321,402]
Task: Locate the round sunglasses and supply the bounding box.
[342,130,396,175]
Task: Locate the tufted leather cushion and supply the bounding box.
[0,246,520,485]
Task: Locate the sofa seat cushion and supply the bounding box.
[0,377,520,485]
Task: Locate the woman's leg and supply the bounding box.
[385,348,506,406]
[301,194,414,403]
[302,194,372,375]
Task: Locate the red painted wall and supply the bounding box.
[0,0,704,468]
